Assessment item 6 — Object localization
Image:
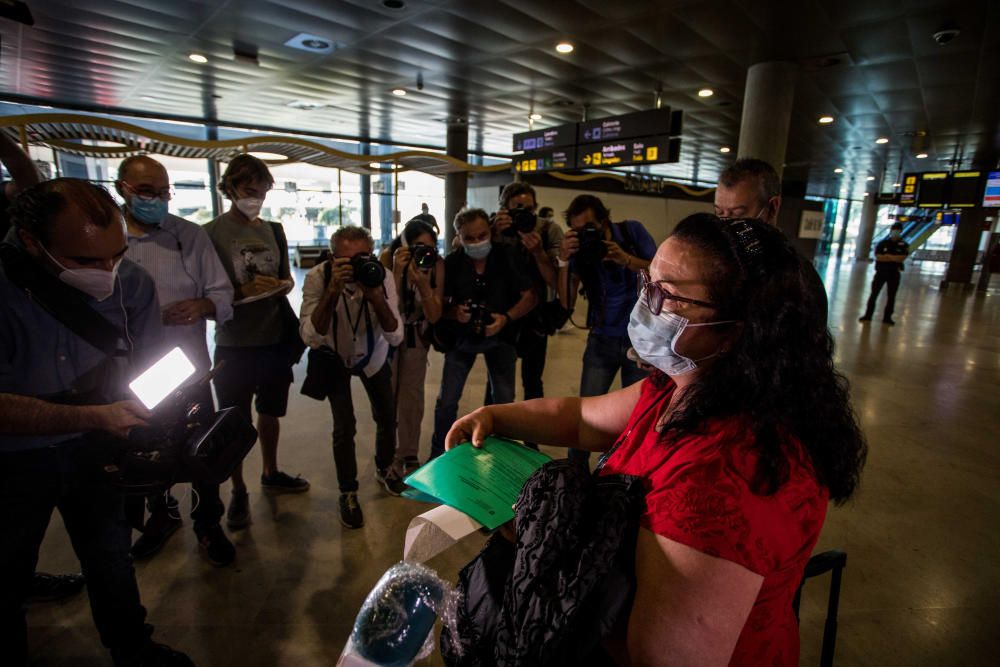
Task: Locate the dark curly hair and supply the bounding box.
[656,213,866,504]
[8,178,121,245]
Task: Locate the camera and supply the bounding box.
[467,301,491,338]
[501,206,537,237]
[576,224,608,263]
[351,253,387,288]
[411,243,438,270]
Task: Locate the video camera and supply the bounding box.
[501,205,537,237]
[410,243,438,270]
[351,253,387,288]
[101,348,257,495]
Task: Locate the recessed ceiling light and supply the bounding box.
[866,176,876,181]
[529,113,543,121]
[140,95,156,101]
[834,168,843,173]
[916,152,928,158]
[555,42,574,54]
[818,115,835,124]
[188,53,208,64]
[248,152,288,161]
[719,146,731,153]
[392,88,407,96]
[698,88,714,98]
[893,182,901,188]
[875,137,889,144]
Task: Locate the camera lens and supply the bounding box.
[351,254,386,288]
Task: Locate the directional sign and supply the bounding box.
[576,136,679,169]
[899,173,919,207]
[578,107,675,144]
[512,122,577,153]
[514,146,578,173]
[948,171,982,208]
[917,172,948,208]
[984,171,1000,207]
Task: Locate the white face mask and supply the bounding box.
[236,197,263,220]
[40,244,121,301]
[627,299,736,376]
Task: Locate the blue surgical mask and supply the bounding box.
[464,239,492,260]
[129,196,168,226]
[627,299,735,376]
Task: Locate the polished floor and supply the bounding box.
[28,258,1000,666]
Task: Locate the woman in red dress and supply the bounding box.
[446,214,866,666]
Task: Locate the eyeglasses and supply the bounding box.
[638,269,715,315]
[121,181,173,201]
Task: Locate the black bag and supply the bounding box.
[534,298,572,335]
[270,222,307,366]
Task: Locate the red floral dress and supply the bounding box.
[599,378,828,665]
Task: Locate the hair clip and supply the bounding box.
[724,218,765,270]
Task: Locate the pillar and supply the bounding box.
[737,61,797,179]
[206,124,222,219]
[444,121,469,251]
[360,142,372,231]
[943,208,986,287]
[855,194,878,261]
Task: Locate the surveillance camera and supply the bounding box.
[933,27,960,45]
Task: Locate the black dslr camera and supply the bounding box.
[576,225,608,263]
[501,206,537,237]
[467,301,491,339]
[411,243,438,270]
[351,253,387,288]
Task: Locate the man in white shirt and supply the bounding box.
[118,155,236,566]
[299,226,404,529]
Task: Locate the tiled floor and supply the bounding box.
[27,259,1000,666]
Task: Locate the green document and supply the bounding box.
[403,437,550,530]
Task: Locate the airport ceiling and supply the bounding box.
[1,0,998,198]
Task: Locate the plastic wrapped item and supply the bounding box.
[338,561,460,667]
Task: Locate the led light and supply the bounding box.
[555,42,574,54]
[248,152,287,161]
[834,168,844,173]
[129,347,196,410]
[698,88,714,98]
[188,53,208,64]
[866,176,876,181]
[893,182,901,188]
[876,137,889,144]
[392,88,407,96]
[719,146,731,153]
[818,115,835,124]
[529,113,543,121]
[916,152,928,159]
[369,162,401,170]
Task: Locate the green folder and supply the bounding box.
[403,437,550,530]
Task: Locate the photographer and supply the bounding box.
[119,155,235,566]
[379,219,444,475]
[557,194,656,467]
[428,208,537,459]
[488,183,563,439]
[0,179,192,665]
[299,226,405,530]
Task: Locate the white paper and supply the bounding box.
[403,504,482,563]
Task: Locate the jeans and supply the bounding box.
[568,332,648,466]
[0,440,150,665]
[325,360,397,492]
[430,338,518,459]
[863,270,902,321]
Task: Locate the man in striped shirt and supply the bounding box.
[120,155,237,566]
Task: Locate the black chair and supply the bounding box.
[793,549,847,667]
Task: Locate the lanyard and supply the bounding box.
[595,385,672,473]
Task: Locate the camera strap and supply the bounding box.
[0,243,128,361]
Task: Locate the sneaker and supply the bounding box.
[196,524,235,567]
[261,471,310,493]
[883,318,896,326]
[131,513,182,560]
[339,492,364,529]
[27,572,86,603]
[400,456,421,477]
[858,315,872,322]
[375,466,407,496]
[226,489,251,530]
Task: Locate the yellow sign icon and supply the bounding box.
[592,152,602,165]
[646,146,658,161]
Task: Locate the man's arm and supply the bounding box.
[190,224,235,324]
[0,394,149,439]
[0,133,40,196]
[366,273,403,346]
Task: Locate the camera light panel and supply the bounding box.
[129,347,196,410]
